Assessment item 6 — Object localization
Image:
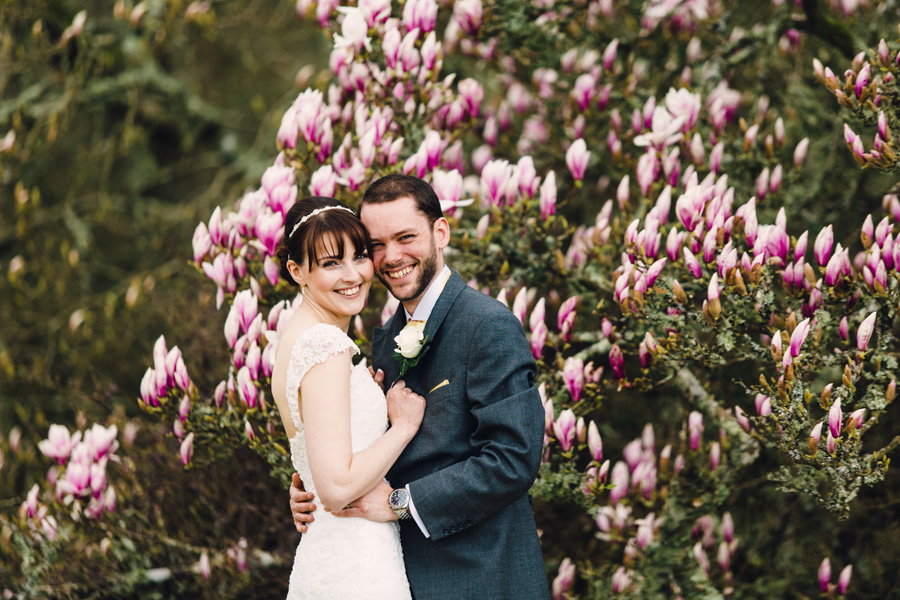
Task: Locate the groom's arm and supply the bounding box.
[406,308,545,541]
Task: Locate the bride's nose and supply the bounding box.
[340,262,364,282]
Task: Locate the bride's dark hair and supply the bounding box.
[277,197,373,287]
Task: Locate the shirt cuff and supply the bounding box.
[406,484,431,538]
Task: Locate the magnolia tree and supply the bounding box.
[10,0,900,597]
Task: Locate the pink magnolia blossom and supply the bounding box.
[587,421,602,462]
[829,397,843,438]
[709,441,721,469]
[634,106,685,149]
[563,357,585,403]
[57,461,91,497]
[794,137,810,167]
[529,298,546,333]
[38,425,81,465]
[237,366,258,408]
[609,461,630,505]
[530,321,548,360]
[565,139,590,181]
[511,286,528,325]
[683,247,703,278]
[557,296,578,332]
[789,318,811,357]
[454,0,483,35]
[24,484,39,518]
[84,424,118,461]
[688,411,703,451]
[551,558,575,600]
[192,222,212,263]
[309,164,337,197]
[665,87,701,131]
[848,408,866,429]
[611,566,631,593]
[261,165,295,197]
[735,406,751,432]
[232,290,259,335]
[458,78,484,118]
[854,62,870,99]
[572,73,596,111]
[255,211,283,256]
[553,409,577,452]
[432,169,465,212]
[180,432,194,466]
[609,344,625,379]
[480,160,511,206]
[199,551,211,580]
[857,311,877,351]
[818,557,832,592]
[540,171,557,219]
[838,564,852,594]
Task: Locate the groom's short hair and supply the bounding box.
[360,174,443,225]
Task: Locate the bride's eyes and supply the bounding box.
[355,253,370,262]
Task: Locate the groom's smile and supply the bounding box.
[387,265,414,280]
[360,196,449,314]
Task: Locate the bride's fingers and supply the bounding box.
[368,366,385,386]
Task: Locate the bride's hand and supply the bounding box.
[386,380,425,437]
[367,366,385,391]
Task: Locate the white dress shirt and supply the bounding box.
[399,265,451,538]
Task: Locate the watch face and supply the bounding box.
[389,489,408,508]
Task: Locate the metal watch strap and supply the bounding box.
[390,488,411,520]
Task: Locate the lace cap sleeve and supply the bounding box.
[284,323,360,430]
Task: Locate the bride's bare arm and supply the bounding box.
[301,350,424,511]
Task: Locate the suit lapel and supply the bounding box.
[373,301,406,382]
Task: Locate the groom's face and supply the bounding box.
[360,196,449,312]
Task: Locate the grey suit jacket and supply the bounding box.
[373,271,549,600]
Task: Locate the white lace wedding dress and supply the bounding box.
[284,323,411,600]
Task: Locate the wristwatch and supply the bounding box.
[388,488,411,520]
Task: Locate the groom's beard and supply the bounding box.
[377,239,439,303]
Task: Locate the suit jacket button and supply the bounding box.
[443,529,450,536]
[458,522,466,529]
[466,519,473,526]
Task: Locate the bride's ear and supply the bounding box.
[286,259,305,287]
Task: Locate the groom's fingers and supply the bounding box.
[292,502,316,533]
[329,506,363,518]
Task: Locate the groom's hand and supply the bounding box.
[329,480,397,522]
[290,473,317,533]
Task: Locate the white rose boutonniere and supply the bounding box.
[392,322,429,377]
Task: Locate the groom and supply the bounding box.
[291,174,549,599]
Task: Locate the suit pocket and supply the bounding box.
[425,382,453,406]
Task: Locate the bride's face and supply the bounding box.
[294,233,374,318]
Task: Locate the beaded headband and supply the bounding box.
[289,205,356,238]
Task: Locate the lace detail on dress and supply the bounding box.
[284,322,411,599]
[284,323,359,434]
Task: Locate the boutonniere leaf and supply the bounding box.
[392,322,429,378]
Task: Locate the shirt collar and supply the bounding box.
[403,265,451,323]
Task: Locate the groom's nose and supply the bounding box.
[381,242,403,268]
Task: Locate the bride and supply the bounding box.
[270,196,423,599]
